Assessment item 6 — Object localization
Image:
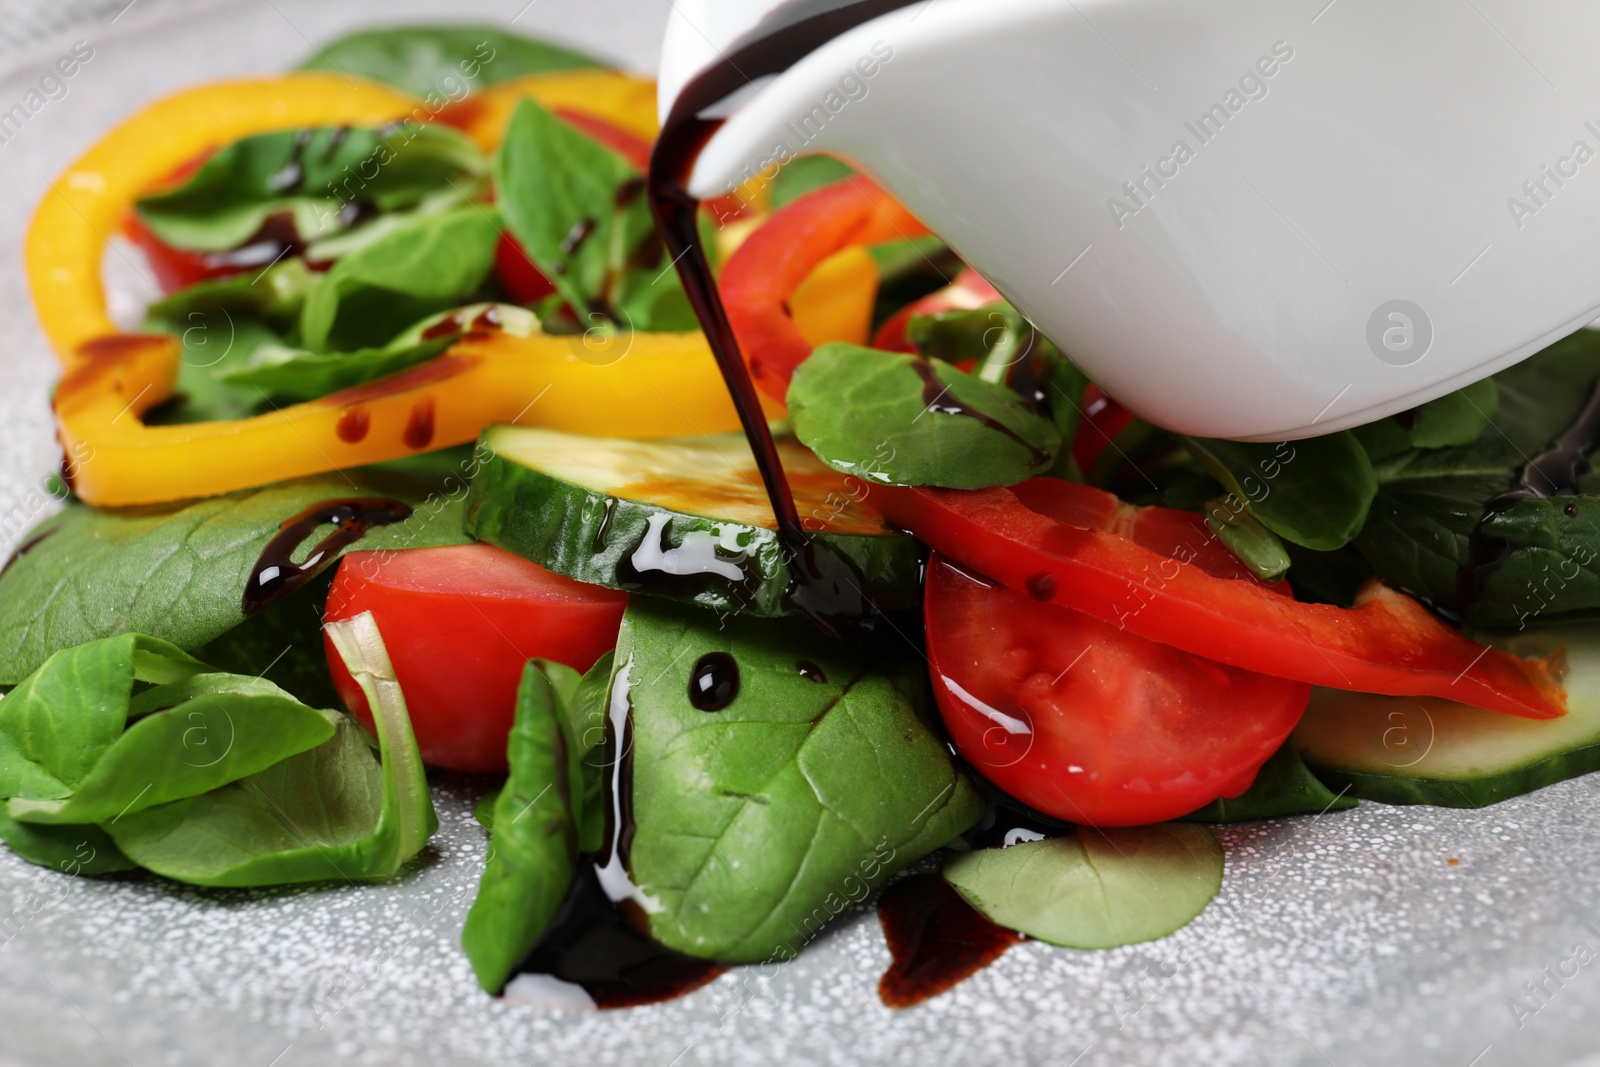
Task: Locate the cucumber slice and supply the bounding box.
[1294,627,1598,807]
[464,424,921,617]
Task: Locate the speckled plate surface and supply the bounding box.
[3,2,1600,1065]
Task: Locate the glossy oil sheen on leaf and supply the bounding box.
[299,26,600,97]
[0,459,473,684]
[618,599,984,963]
[1183,435,1376,552]
[788,343,1061,489]
[942,826,1224,948]
[462,662,584,992]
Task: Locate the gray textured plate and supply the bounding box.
[1,2,1600,1064]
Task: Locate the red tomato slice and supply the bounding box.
[323,542,626,772]
[926,552,1309,826]
[872,480,1566,720]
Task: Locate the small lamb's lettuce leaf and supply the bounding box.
[1204,497,1292,581]
[496,98,687,330]
[1180,743,1354,823]
[107,613,437,886]
[7,692,334,826]
[1183,434,1377,552]
[788,342,1060,489]
[299,26,600,98]
[1354,331,1600,623]
[1354,379,1500,461]
[942,826,1223,948]
[902,302,1089,476]
[621,599,984,963]
[0,811,135,875]
[139,313,283,425]
[145,258,315,335]
[135,125,486,253]
[0,460,473,685]
[462,661,584,992]
[0,635,207,800]
[300,206,501,352]
[220,303,536,402]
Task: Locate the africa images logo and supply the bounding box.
[1106,40,1295,229]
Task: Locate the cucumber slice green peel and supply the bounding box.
[1295,626,1600,807]
[464,424,922,618]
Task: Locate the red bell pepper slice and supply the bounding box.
[870,479,1567,720]
[720,175,927,397]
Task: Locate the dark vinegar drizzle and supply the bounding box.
[508,659,726,1007]
[1460,374,1600,604]
[876,874,1022,1010]
[688,652,740,711]
[242,499,411,614]
[648,0,924,644]
[910,359,1050,467]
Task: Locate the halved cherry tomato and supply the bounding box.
[871,478,1566,720]
[323,542,626,772]
[926,553,1309,826]
[871,268,1002,353]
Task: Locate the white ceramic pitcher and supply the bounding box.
[660,0,1600,441]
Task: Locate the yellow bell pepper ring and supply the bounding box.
[436,69,660,152]
[26,72,880,507]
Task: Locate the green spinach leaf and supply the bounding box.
[620,599,983,963]
[300,26,600,98]
[788,342,1061,489]
[139,313,282,425]
[107,613,436,886]
[0,460,473,684]
[0,811,134,875]
[136,125,485,253]
[1180,743,1354,822]
[300,205,501,352]
[496,98,686,330]
[941,825,1223,948]
[1183,434,1376,551]
[145,258,314,335]
[462,661,584,992]
[219,303,535,402]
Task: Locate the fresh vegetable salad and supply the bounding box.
[1,23,1591,1010]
